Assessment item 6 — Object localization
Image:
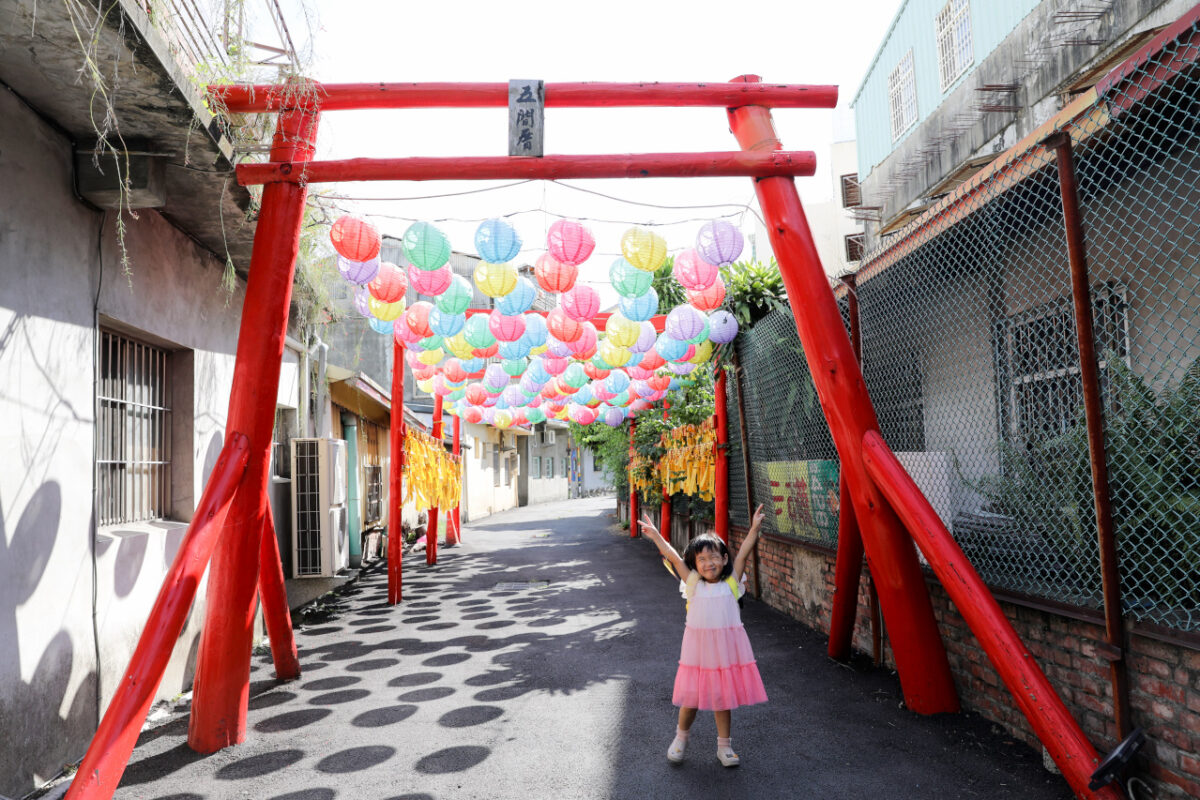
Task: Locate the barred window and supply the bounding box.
[97,329,172,526]
[840,174,862,208]
[493,443,501,486]
[998,284,1129,446]
[888,50,918,140]
[545,456,554,479]
[845,233,865,262]
[364,465,383,522]
[531,454,541,479]
[935,0,973,91]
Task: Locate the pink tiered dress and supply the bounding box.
[672,577,768,710]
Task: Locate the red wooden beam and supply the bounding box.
[388,340,405,605]
[210,81,838,114]
[861,431,1120,800]
[64,434,249,800]
[713,367,729,544]
[236,150,816,186]
[426,394,444,565]
[258,502,300,680]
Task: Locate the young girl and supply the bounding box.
[639,505,768,767]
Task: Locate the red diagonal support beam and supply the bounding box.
[210,81,838,113]
[235,150,817,185]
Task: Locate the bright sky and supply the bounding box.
[275,0,902,295]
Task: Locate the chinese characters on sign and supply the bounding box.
[508,79,544,157]
[765,460,840,542]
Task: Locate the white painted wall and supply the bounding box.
[460,422,519,521]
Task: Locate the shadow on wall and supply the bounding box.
[0,481,97,799]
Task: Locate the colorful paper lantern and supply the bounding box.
[403,221,451,270]
[547,220,595,266]
[417,347,444,366]
[474,342,500,359]
[429,308,466,338]
[503,385,527,406]
[496,276,537,315]
[484,363,509,388]
[685,315,710,345]
[437,275,474,315]
[696,220,744,267]
[419,334,444,351]
[687,275,726,312]
[503,357,528,378]
[604,370,630,395]
[338,255,380,285]
[665,305,706,342]
[367,317,394,335]
[584,363,611,381]
[603,407,626,427]
[673,248,719,290]
[620,227,668,272]
[367,261,407,303]
[394,319,424,346]
[639,349,666,371]
[525,407,547,425]
[630,321,658,354]
[543,355,569,376]
[569,405,598,425]
[534,253,578,293]
[522,312,549,347]
[463,314,497,349]
[353,286,373,317]
[488,310,526,343]
[405,301,434,338]
[708,310,739,344]
[409,262,453,296]
[670,361,697,375]
[598,342,632,367]
[474,261,519,298]
[604,312,641,348]
[561,285,600,322]
[475,218,522,263]
[547,308,583,342]
[619,288,658,322]
[655,333,689,362]
[498,338,532,360]
[688,339,713,364]
[368,296,406,322]
[609,258,654,298]
[566,322,598,359]
[442,359,468,383]
[330,215,381,262]
[464,406,484,424]
[445,333,474,359]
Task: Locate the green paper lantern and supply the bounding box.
[562,362,588,389]
[609,258,654,298]
[503,357,528,377]
[437,275,473,315]
[526,407,547,424]
[687,317,710,345]
[464,314,497,349]
[403,221,451,270]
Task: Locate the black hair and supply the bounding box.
[682,534,733,580]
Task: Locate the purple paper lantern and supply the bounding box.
[665,305,706,342]
[339,254,381,285]
[695,220,744,267]
[603,407,626,427]
[353,286,372,317]
[708,310,740,344]
[629,321,657,353]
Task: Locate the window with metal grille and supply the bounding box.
[840,174,862,208]
[935,0,973,91]
[888,50,918,141]
[844,233,865,262]
[97,329,172,526]
[364,465,383,522]
[271,409,295,480]
[493,443,501,486]
[545,456,554,479]
[531,454,541,479]
[504,453,513,486]
[997,284,1129,446]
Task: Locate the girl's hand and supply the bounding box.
[750,504,765,531]
[638,514,660,538]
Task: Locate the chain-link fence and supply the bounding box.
[731,24,1199,633]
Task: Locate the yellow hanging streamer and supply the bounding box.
[402,426,462,511]
[657,418,716,501]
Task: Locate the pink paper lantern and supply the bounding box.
[534,253,578,293]
[393,320,424,346]
[442,358,467,384]
[561,285,600,322]
[405,301,434,338]
[648,375,672,392]
[330,215,381,262]
[569,405,598,425]
[625,365,654,381]
[687,276,726,312]
[638,349,666,371]
[465,384,489,405]
[368,261,407,303]
[566,322,598,358]
[673,248,719,290]
[488,310,527,343]
[547,308,584,343]
[409,262,453,296]
[546,220,595,266]
[695,219,744,267]
[543,355,569,376]
[464,406,484,424]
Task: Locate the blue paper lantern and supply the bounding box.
[367,317,394,335]
[460,357,485,374]
[475,218,522,263]
[498,338,532,359]
[527,357,550,384]
[522,312,549,347]
[655,334,689,362]
[619,287,659,322]
[496,276,537,315]
[429,308,466,338]
[605,370,631,395]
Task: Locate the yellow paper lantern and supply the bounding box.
[418,348,445,366]
[620,227,668,272]
[494,409,514,429]
[604,311,640,348]
[369,297,407,321]
[416,378,435,394]
[599,342,632,367]
[474,261,518,298]
[688,339,713,364]
[529,343,550,356]
[445,333,475,359]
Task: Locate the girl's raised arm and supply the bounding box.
[732,504,765,582]
[638,514,690,581]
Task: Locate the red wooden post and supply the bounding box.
[450,413,462,545]
[388,338,404,605]
[713,367,729,544]
[861,431,1121,800]
[258,502,299,680]
[659,402,671,544]
[726,75,957,715]
[188,94,321,752]
[63,435,248,800]
[628,419,639,537]
[426,394,443,565]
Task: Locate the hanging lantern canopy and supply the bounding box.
[367,317,394,335]
[338,254,380,285]
[546,219,595,266]
[534,253,578,293]
[404,301,435,338]
[403,221,451,270]
[429,308,466,338]
[437,275,474,315]
[474,261,519,298]
[463,314,497,349]
[547,308,584,343]
[496,276,538,315]
[475,218,522,263]
[687,276,726,312]
[665,305,706,342]
[708,310,740,344]
[488,310,527,343]
[368,296,406,322]
[618,287,659,322]
[605,312,641,348]
[620,227,668,272]
[609,258,654,298]
[330,215,381,262]
[409,262,453,296]
[367,261,407,303]
[673,248,719,291]
[561,285,600,322]
[696,219,744,267]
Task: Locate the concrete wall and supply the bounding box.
[0,87,256,796]
[460,422,519,522]
[523,430,569,505]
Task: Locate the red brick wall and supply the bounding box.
[728,523,1200,799]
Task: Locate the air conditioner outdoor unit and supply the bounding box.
[290,438,349,578]
[542,429,556,446]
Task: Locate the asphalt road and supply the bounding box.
[109,495,1073,800]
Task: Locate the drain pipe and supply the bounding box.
[313,340,329,437]
[341,412,362,566]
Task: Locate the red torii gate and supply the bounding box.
[63,78,1121,800]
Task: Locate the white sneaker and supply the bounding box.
[667,734,688,763]
[717,746,740,767]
